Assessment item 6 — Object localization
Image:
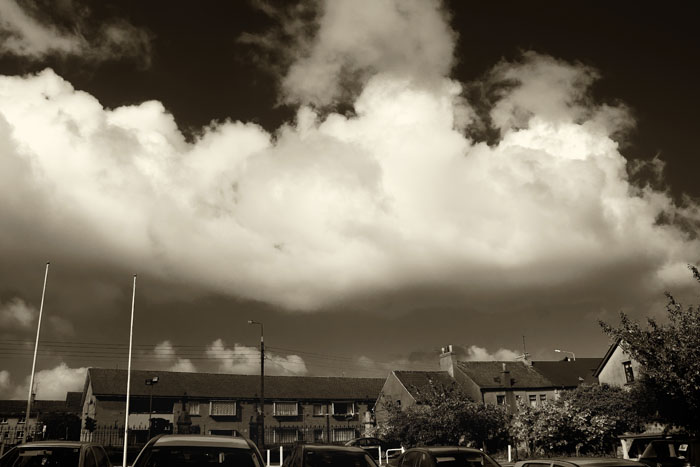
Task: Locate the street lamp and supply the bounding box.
[145,376,159,439]
[554,349,576,361]
[248,320,264,451]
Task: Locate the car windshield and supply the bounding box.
[434,453,501,467]
[13,447,81,467]
[304,450,378,467]
[139,446,261,467]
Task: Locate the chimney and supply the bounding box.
[439,344,456,377]
[501,363,512,388]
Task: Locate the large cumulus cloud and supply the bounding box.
[0,0,698,316]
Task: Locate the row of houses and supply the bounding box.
[0,339,639,448]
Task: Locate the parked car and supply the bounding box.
[345,437,402,460]
[283,443,379,467]
[637,439,700,467]
[131,434,264,467]
[513,458,646,467]
[0,440,111,467]
[393,446,501,467]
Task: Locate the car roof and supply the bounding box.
[407,447,487,455]
[302,444,368,453]
[18,441,90,449]
[516,458,645,467]
[152,435,252,448]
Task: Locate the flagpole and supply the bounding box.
[23,262,49,444]
[123,274,137,467]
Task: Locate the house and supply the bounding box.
[0,391,82,448]
[376,345,602,424]
[80,368,384,447]
[593,338,641,388]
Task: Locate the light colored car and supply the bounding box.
[513,458,646,467]
[131,434,264,467]
[0,440,111,467]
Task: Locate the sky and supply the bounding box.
[0,0,699,400]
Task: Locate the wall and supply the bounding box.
[373,372,417,428]
[598,344,642,388]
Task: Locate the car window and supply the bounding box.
[138,446,260,467]
[84,447,97,467]
[417,453,432,467]
[526,463,553,467]
[304,450,377,467]
[13,447,81,467]
[402,452,420,467]
[92,446,110,467]
[433,452,500,467]
[0,447,19,467]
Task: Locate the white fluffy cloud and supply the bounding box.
[0,0,150,62]
[0,370,10,393]
[0,0,697,315]
[462,345,520,362]
[153,341,196,373]
[0,298,35,328]
[13,363,86,400]
[281,0,455,106]
[206,339,307,376]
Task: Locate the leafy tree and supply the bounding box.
[39,412,82,440]
[510,384,645,456]
[600,265,700,435]
[380,382,509,450]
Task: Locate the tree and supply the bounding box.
[600,265,700,435]
[39,412,82,440]
[380,382,509,450]
[510,384,645,456]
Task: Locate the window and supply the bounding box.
[623,361,635,383]
[528,395,537,407]
[188,401,200,416]
[331,402,354,416]
[331,427,357,443]
[17,417,26,425]
[273,402,299,416]
[16,430,23,439]
[273,428,300,444]
[92,446,110,467]
[313,429,325,443]
[84,448,97,467]
[0,418,7,424]
[312,404,326,416]
[496,395,505,405]
[539,394,546,403]
[210,400,237,416]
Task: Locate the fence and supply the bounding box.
[261,424,361,446]
[0,425,49,455]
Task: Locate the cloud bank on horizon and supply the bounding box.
[0,0,698,317]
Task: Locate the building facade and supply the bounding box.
[81,368,384,447]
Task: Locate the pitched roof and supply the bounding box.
[88,368,384,400]
[455,361,553,389]
[530,358,601,387]
[0,400,74,417]
[593,338,622,377]
[393,371,458,400]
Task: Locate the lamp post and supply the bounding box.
[145,376,159,440]
[554,349,576,361]
[247,320,264,450]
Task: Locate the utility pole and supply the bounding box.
[248,320,264,451]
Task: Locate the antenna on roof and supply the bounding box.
[515,335,531,362]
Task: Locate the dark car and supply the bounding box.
[513,458,646,467]
[637,439,700,467]
[283,443,379,467]
[345,437,402,461]
[131,434,264,467]
[0,441,111,467]
[393,446,501,467]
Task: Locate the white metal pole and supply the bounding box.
[23,262,49,444]
[123,275,137,467]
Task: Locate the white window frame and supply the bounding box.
[273,401,299,416]
[273,427,299,444]
[331,427,356,443]
[312,403,326,416]
[188,401,200,416]
[209,400,237,416]
[331,401,355,416]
